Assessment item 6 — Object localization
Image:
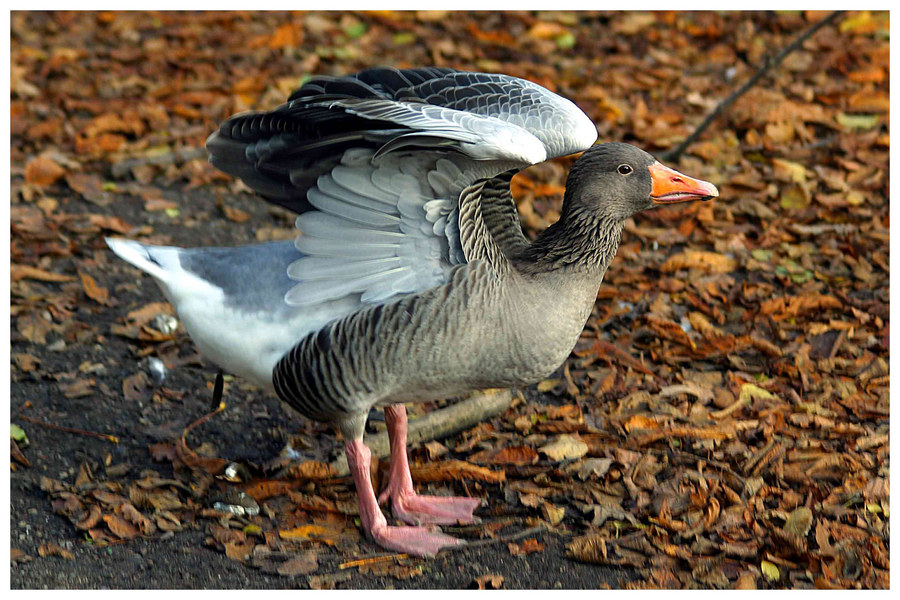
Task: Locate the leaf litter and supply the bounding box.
[11,10,888,590]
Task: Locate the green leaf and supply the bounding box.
[751,249,773,261]
[11,424,28,444]
[555,32,576,49]
[343,21,367,39]
[393,32,416,45]
[836,113,879,130]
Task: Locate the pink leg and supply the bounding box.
[377,404,482,526]
[345,439,464,557]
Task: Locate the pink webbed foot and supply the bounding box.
[368,522,465,557]
[379,404,482,525]
[379,486,482,526]
[345,437,465,557]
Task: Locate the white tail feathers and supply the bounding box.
[105,238,173,283]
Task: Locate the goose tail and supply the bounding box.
[105,237,177,284]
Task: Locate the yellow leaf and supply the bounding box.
[739,383,778,404]
[760,560,780,582]
[279,524,339,545]
[771,158,807,184]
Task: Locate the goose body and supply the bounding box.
[108,67,717,556]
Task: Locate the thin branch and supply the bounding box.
[660,10,845,163]
[18,413,120,444]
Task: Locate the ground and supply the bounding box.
[10,10,890,590]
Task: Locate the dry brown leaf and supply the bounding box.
[409,459,505,483]
[508,538,545,556]
[660,250,737,274]
[759,294,842,320]
[25,155,66,187]
[473,573,504,589]
[73,504,103,530]
[60,378,95,399]
[104,514,140,539]
[470,445,539,466]
[539,434,588,461]
[224,541,254,562]
[541,501,565,525]
[11,264,76,283]
[12,352,41,372]
[284,460,337,480]
[79,271,111,305]
[242,479,298,501]
[38,543,75,560]
[277,552,318,576]
[16,312,52,345]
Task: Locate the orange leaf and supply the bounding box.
[25,155,66,187]
[104,514,139,539]
[283,460,338,480]
[11,264,76,283]
[410,459,505,483]
[470,445,539,466]
[660,250,737,274]
[624,414,662,432]
[79,271,111,305]
[279,524,341,546]
[759,295,842,320]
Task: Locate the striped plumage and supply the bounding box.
[108,67,718,557]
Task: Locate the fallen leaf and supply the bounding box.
[410,459,505,483]
[783,507,813,537]
[539,434,588,461]
[16,312,52,345]
[470,445,539,466]
[760,294,842,320]
[660,250,737,273]
[60,378,95,399]
[277,552,319,576]
[79,271,111,305]
[280,524,342,546]
[11,264,76,283]
[760,560,780,582]
[104,514,140,539]
[283,460,338,480]
[473,574,504,589]
[25,155,66,187]
[37,543,75,560]
[12,352,41,372]
[541,501,565,525]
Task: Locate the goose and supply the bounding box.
[107,66,718,557]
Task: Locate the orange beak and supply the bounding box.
[648,162,719,204]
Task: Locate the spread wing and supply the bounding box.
[206,66,597,309]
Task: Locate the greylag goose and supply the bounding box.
[107,67,717,557]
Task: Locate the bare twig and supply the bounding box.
[18,413,120,444]
[329,389,513,476]
[446,524,548,552]
[660,10,845,162]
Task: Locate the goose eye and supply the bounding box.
[617,164,633,175]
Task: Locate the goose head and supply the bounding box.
[564,142,719,222]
